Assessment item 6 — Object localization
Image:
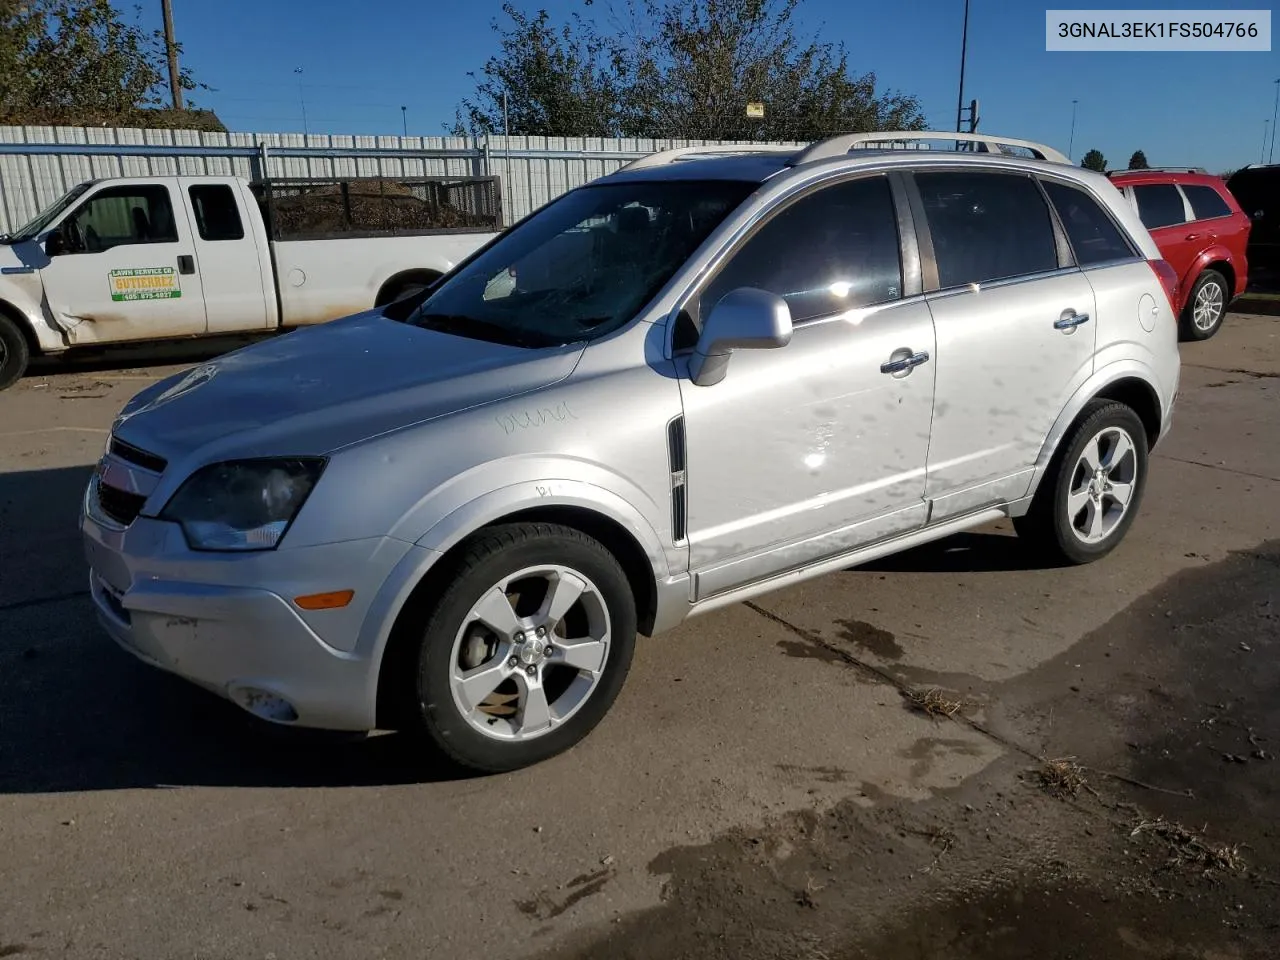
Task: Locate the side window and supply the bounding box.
[1042,180,1135,266]
[699,176,902,324]
[189,184,245,241]
[915,172,1058,287]
[66,185,177,253]
[1183,184,1232,221]
[1133,184,1186,230]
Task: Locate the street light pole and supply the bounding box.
[1068,99,1078,163]
[294,67,308,137]
[1264,120,1271,164]
[401,106,408,138]
[955,0,970,133]
[1270,78,1280,164]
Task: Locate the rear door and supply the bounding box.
[912,169,1097,521]
[181,178,272,333]
[37,179,208,343]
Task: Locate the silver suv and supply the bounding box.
[82,132,1181,771]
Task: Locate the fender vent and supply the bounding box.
[667,416,687,543]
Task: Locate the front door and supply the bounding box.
[38,179,207,344]
[911,170,1097,520]
[677,174,936,599]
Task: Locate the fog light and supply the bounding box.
[229,685,299,723]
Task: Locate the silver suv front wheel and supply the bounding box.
[405,522,637,772]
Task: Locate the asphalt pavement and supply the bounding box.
[1,312,1277,959]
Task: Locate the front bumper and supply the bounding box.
[82,478,420,731]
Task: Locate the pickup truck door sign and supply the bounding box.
[108,267,182,301]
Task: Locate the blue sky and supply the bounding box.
[149,0,1277,172]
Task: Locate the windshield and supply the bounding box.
[6,182,94,242]
[410,179,755,347]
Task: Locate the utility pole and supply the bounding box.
[1068,99,1078,163]
[1270,78,1279,164]
[954,0,970,133]
[161,0,183,111]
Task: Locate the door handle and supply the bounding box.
[880,350,930,375]
[176,255,195,275]
[1184,233,1201,241]
[1054,311,1091,331]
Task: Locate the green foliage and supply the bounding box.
[1081,149,1107,172]
[455,0,925,139]
[0,0,211,127]
[1127,150,1149,169]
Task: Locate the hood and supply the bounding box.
[112,310,583,461]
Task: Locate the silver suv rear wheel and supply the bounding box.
[1014,400,1149,565]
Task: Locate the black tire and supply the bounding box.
[0,312,31,391]
[1179,269,1228,341]
[406,522,637,773]
[1014,400,1149,566]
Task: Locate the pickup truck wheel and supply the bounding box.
[1179,269,1227,341]
[408,522,637,773]
[0,313,31,391]
[1014,400,1148,566]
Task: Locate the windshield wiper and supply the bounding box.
[415,313,562,349]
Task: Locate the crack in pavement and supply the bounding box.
[1183,363,1280,379]
[744,600,1196,800]
[0,589,90,613]
[1153,453,1280,483]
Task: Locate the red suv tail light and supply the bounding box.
[1148,259,1180,314]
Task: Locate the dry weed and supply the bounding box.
[906,688,963,720]
[1038,757,1088,798]
[1130,817,1245,874]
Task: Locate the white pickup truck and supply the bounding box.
[0,174,501,389]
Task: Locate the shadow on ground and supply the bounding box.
[0,465,466,793]
[855,528,1058,574]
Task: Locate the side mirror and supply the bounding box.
[689,287,793,386]
[44,229,65,257]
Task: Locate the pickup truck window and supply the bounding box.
[189,185,245,241]
[412,180,754,347]
[64,184,178,253]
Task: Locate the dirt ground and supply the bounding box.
[1,312,1277,959]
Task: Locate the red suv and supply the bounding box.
[1107,168,1249,340]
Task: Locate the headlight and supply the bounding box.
[160,458,326,552]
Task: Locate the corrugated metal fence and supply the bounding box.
[0,125,802,233]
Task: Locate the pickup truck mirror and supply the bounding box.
[689,287,793,387]
[44,228,66,257]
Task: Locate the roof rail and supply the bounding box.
[789,131,1069,166]
[1108,166,1207,175]
[621,143,799,171]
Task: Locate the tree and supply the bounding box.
[1128,150,1149,169]
[455,0,925,139]
[1081,149,1107,172]
[0,0,209,127]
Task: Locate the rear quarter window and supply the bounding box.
[1042,180,1135,266]
[1183,184,1233,221]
